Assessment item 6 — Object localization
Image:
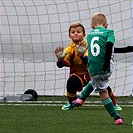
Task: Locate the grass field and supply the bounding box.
[0,104,132,133]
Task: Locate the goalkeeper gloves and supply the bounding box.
[54,46,68,61]
[76,40,87,56]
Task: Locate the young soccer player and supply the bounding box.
[73,13,123,125]
[54,23,90,110]
[54,23,122,111]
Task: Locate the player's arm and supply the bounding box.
[80,56,88,65]
[103,41,113,72]
[56,60,65,68]
[56,59,70,68]
[114,46,133,53]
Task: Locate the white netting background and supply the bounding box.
[0,0,133,99]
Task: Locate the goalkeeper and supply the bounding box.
[54,23,122,111]
[72,13,123,125]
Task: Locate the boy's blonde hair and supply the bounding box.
[91,13,107,28]
[69,23,85,34]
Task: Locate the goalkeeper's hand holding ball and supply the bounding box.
[54,46,68,61]
[76,40,87,56]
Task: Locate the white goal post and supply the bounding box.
[0,0,133,101]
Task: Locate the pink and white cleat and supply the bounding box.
[114,117,123,125]
[72,98,84,107]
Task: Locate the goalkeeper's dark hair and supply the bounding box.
[69,23,85,34]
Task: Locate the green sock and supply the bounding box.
[79,82,93,100]
[102,97,120,120]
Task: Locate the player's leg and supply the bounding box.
[61,74,82,110]
[73,82,94,106]
[107,86,122,110]
[95,74,123,125]
[100,89,123,125]
[73,84,122,110]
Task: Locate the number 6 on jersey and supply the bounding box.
[90,37,100,56]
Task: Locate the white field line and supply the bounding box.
[0,103,133,107]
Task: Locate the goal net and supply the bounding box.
[0,0,133,102]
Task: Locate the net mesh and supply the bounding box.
[0,0,133,101]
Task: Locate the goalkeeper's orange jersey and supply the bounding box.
[63,41,88,75]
